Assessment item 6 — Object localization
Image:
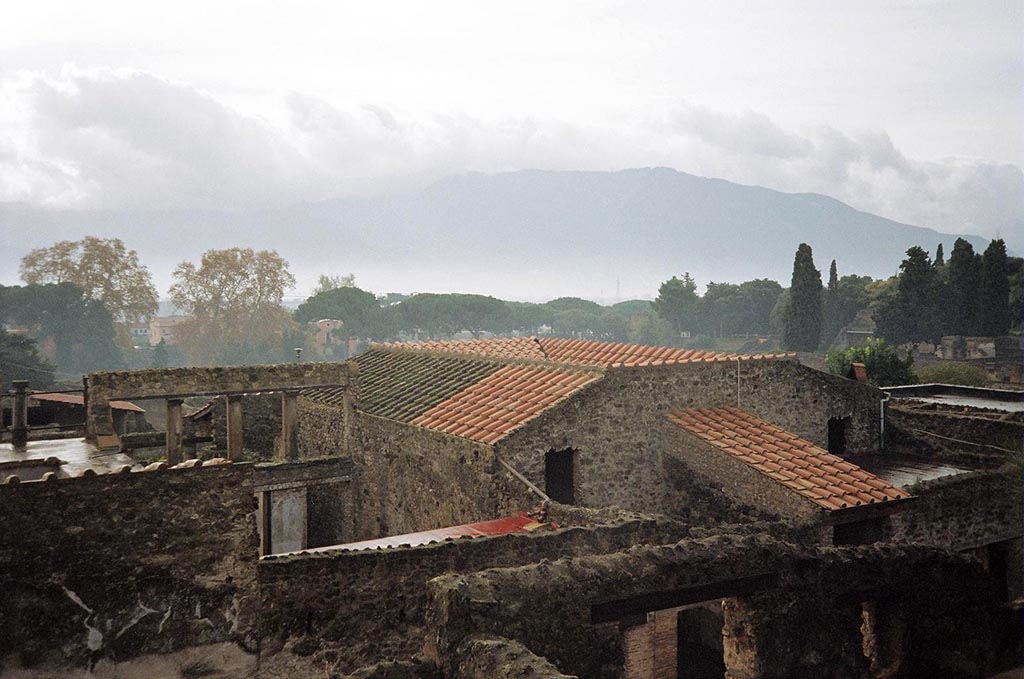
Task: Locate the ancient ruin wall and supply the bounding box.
[0,464,259,668]
[660,422,823,525]
[257,511,684,672]
[496,359,881,514]
[888,466,1024,550]
[86,362,355,438]
[300,408,538,541]
[428,537,999,679]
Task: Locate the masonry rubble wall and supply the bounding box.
[85,362,355,439]
[887,465,1024,551]
[0,464,259,668]
[496,359,881,514]
[298,407,539,541]
[660,422,823,525]
[887,404,1024,456]
[256,510,686,673]
[428,536,999,679]
[452,635,576,679]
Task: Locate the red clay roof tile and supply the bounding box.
[410,364,600,444]
[375,337,793,368]
[665,405,912,512]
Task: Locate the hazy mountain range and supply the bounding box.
[0,168,995,301]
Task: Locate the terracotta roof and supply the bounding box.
[666,406,911,511]
[376,337,792,368]
[31,392,145,413]
[302,349,504,423]
[287,513,551,554]
[411,364,599,444]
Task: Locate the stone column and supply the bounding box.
[165,398,184,465]
[11,380,29,449]
[226,395,244,462]
[280,391,298,461]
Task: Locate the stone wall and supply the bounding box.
[495,359,881,514]
[298,407,539,541]
[887,404,1023,457]
[660,422,822,525]
[428,536,1000,679]
[888,465,1024,551]
[86,362,355,439]
[0,464,259,669]
[453,636,575,679]
[256,511,685,673]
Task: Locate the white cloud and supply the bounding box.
[1,66,1021,244]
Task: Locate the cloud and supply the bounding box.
[1,66,1021,245]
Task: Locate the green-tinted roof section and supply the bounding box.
[302,348,504,423]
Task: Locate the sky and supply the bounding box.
[1,0,1022,297]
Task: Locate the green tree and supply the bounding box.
[20,237,158,347]
[916,362,988,387]
[946,238,982,336]
[151,338,169,369]
[294,286,384,339]
[979,239,1010,336]
[782,244,823,351]
[0,283,121,374]
[1008,256,1023,333]
[821,260,842,348]
[652,274,699,337]
[825,338,916,387]
[169,248,299,365]
[0,329,56,391]
[874,247,939,344]
[934,243,944,267]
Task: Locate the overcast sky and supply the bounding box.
[1,1,1022,244]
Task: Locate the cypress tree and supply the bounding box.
[895,246,938,342]
[947,239,982,335]
[821,259,841,349]
[980,239,1010,336]
[783,243,823,351]
[934,243,944,267]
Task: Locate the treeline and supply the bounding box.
[2,234,1020,386]
[766,238,1020,352]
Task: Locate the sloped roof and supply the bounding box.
[411,364,599,444]
[666,405,911,511]
[303,349,503,422]
[376,337,792,368]
[302,347,598,444]
[30,392,145,413]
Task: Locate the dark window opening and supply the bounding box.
[545,448,576,504]
[833,517,886,546]
[828,416,849,456]
[677,603,726,679]
[987,542,1010,603]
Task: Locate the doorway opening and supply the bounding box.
[545,448,576,504]
[828,416,849,456]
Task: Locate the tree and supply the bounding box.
[0,283,121,375]
[825,339,915,387]
[980,239,1010,336]
[0,329,55,391]
[934,243,944,267]
[782,244,823,351]
[312,273,356,296]
[946,238,982,336]
[874,247,939,344]
[1009,256,1023,333]
[151,339,169,369]
[169,248,299,365]
[20,238,158,345]
[295,286,384,339]
[821,260,842,348]
[652,274,699,336]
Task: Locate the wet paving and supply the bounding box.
[0,437,140,481]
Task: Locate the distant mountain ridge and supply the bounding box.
[0,168,993,299]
